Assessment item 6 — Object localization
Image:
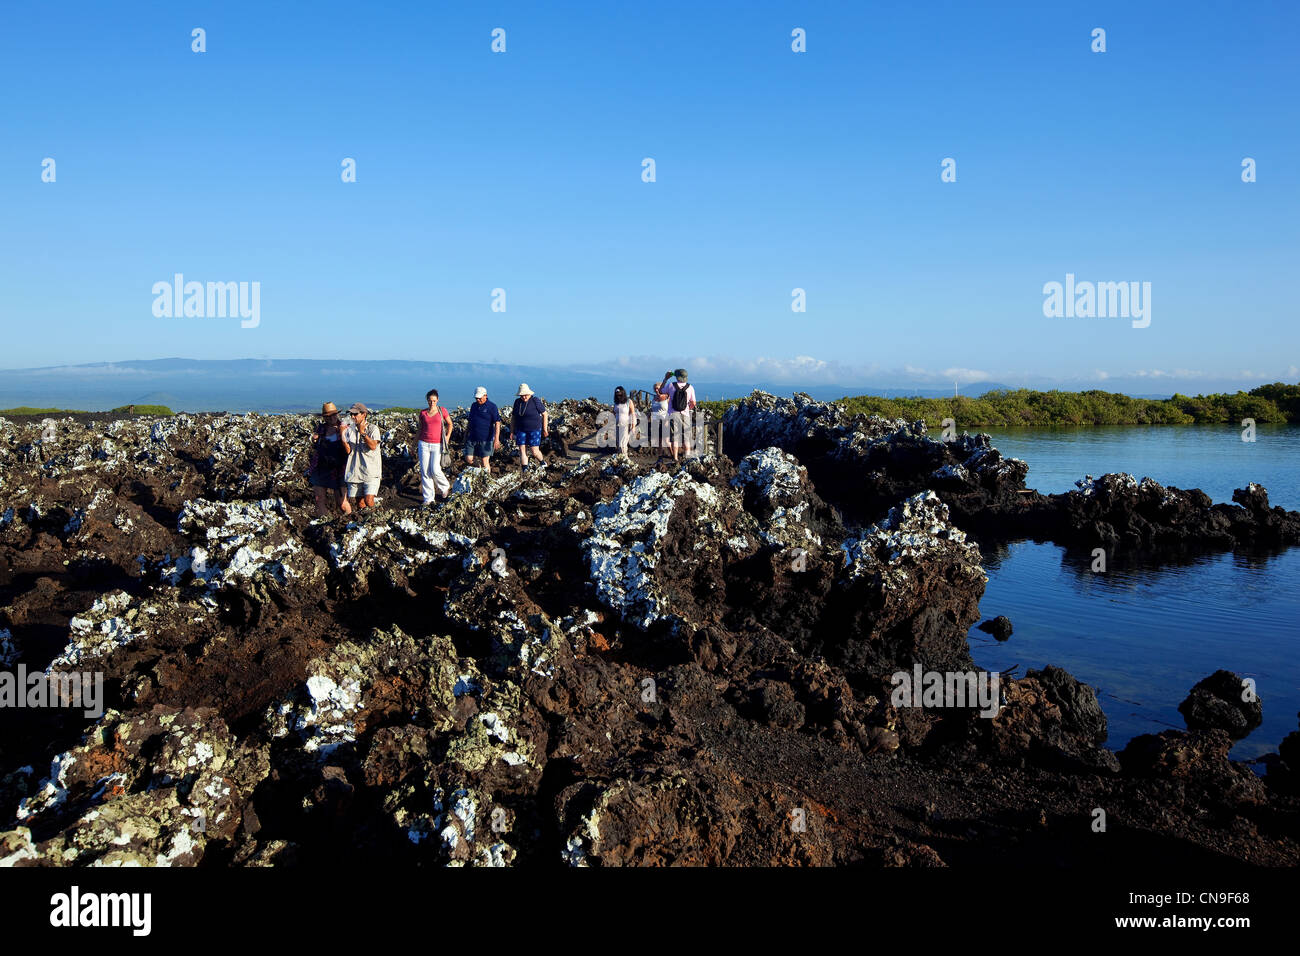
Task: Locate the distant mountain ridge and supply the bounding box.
[0,358,862,412]
[0,358,1245,412]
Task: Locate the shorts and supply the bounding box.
[464,440,494,459]
[347,479,380,497]
[516,429,542,448]
[670,410,693,443]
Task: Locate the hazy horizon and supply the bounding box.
[0,356,1293,414]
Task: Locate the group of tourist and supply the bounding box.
[309,401,382,517]
[611,368,698,461]
[307,371,701,517]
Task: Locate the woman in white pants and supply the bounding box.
[417,388,453,504]
[613,386,638,455]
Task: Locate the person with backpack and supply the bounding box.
[664,368,697,461]
[417,388,453,504]
[511,383,548,470]
[612,386,638,456]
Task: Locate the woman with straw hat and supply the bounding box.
[309,401,348,516]
[511,383,548,470]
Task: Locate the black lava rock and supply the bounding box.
[1026,665,1108,744]
[977,616,1013,640]
[1178,670,1263,739]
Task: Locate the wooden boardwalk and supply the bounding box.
[557,416,724,460]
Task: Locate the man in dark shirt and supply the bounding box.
[464,386,502,475]
[511,382,549,470]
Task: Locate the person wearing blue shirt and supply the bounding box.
[511,382,549,470]
[464,386,502,475]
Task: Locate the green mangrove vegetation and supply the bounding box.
[699,384,1300,428]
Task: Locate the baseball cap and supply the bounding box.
[475,387,488,398]
[347,402,369,415]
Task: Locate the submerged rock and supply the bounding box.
[977,615,1014,640]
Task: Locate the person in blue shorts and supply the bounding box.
[511,383,548,470]
[464,386,502,475]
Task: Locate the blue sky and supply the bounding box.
[1,0,1297,392]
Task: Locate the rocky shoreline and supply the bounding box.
[1,391,1297,866]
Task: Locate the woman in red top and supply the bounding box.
[417,388,454,504]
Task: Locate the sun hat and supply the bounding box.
[475,386,488,399]
[674,368,688,382]
[347,402,369,415]
[321,402,338,416]
[517,383,533,397]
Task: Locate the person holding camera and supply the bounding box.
[664,368,697,461]
[340,402,382,510]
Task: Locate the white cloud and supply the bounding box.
[1132,368,1204,379]
[25,364,157,378]
[606,354,859,384]
[599,356,1007,387]
[939,367,991,384]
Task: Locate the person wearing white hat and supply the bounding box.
[511,383,548,470]
[464,386,502,474]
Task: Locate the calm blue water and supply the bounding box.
[968,426,1300,760]
[982,424,1300,511]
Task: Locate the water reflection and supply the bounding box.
[981,423,1300,511]
[967,538,1300,762]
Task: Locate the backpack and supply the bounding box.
[670,382,690,412]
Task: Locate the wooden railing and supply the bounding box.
[627,411,723,457]
[554,408,725,459]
